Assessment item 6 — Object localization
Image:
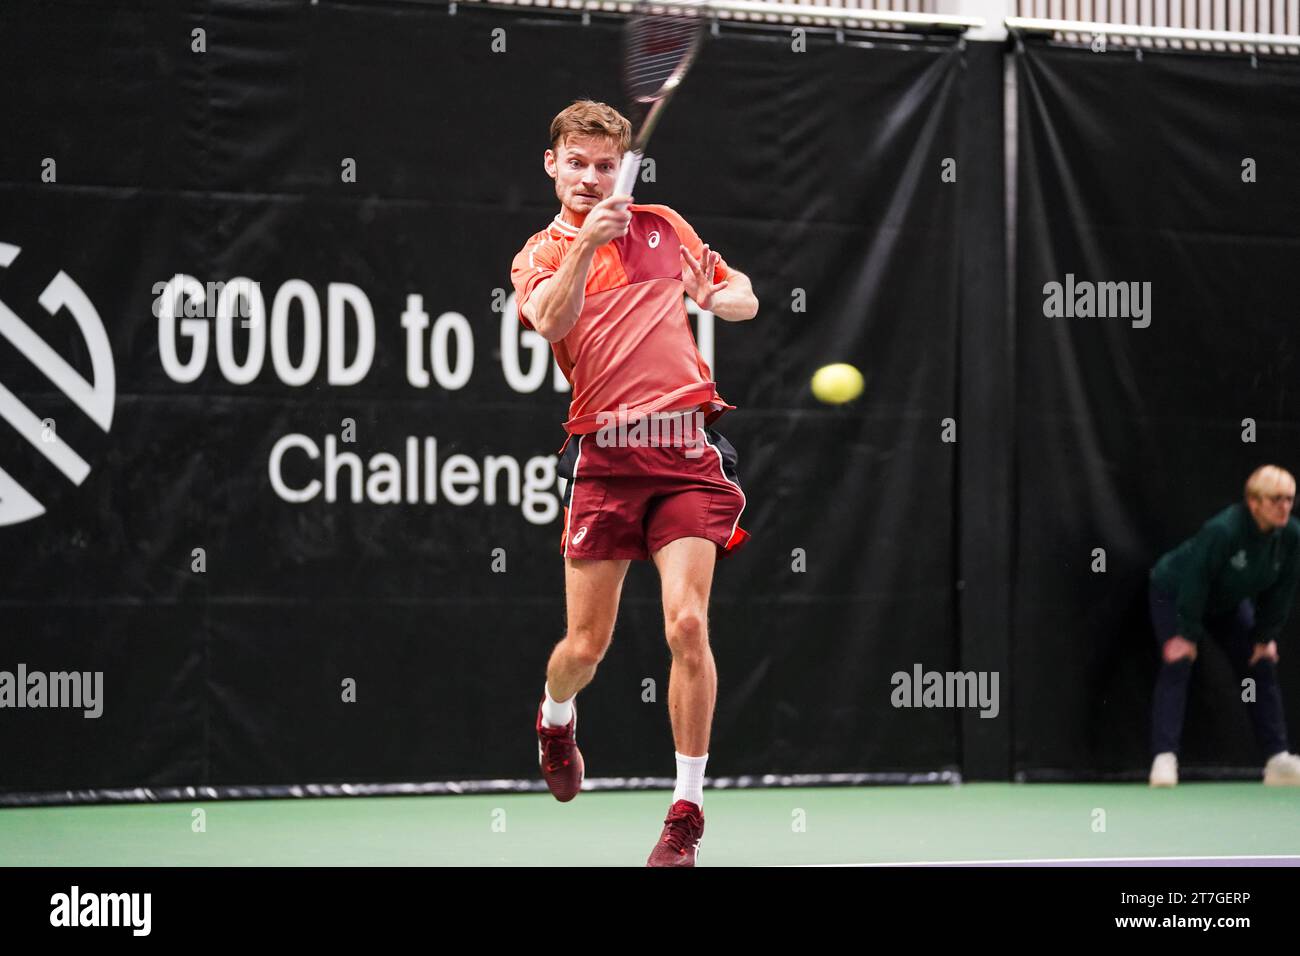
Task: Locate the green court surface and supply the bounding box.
[3,783,1298,866]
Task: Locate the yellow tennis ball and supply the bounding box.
[811,363,864,404]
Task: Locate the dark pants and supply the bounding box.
[1148,582,1289,759]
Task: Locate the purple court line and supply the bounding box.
[813,855,1300,867]
[956,857,1300,867]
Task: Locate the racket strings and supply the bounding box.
[627,48,697,75]
[623,5,706,98]
[624,40,702,95]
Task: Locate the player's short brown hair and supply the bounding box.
[549,100,631,154]
[1245,465,1296,500]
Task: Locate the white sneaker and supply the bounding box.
[1263,751,1300,786]
[1149,752,1178,787]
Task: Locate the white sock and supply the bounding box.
[673,752,708,808]
[541,683,574,729]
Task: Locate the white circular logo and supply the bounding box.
[648,230,660,249]
[0,242,116,526]
[572,526,588,545]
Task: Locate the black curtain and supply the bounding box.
[1013,41,1300,778]
[0,1,965,796]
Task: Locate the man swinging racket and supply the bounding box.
[509,100,758,866]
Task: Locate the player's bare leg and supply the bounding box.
[646,535,717,866]
[546,556,631,700]
[536,556,629,802]
[654,536,718,756]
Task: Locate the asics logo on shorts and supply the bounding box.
[648,230,660,249]
[572,526,589,545]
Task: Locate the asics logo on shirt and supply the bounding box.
[648,230,661,249]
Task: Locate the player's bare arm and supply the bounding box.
[524,194,633,342]
[711,271,757,321]
[681,243,757,321]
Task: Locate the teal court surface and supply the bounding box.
[3,783,1298,866]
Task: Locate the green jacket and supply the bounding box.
[1150,503,1300,644]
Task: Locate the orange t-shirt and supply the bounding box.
[509,204,735,444]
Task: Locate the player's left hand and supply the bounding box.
[1250,640,1279,665]
[681,243,728,310]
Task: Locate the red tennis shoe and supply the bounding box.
[646,799,704,867]
[536,700,583,802]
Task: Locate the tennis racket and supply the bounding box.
[613,1,709,200]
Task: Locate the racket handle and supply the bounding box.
[614,150,643,200]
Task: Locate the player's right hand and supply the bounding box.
[579,194,633,248]
[1162,636,1197,663]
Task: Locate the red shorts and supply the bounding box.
[557,424,750,562]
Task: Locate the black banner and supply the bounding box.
[0,2,965,794]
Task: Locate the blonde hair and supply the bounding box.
[1245,465,1296,500]
[549,100,631,154]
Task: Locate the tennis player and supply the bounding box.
[509,100,758,866]
[1147,465,1300,787]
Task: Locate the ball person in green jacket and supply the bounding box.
[1148,465,1300,787]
